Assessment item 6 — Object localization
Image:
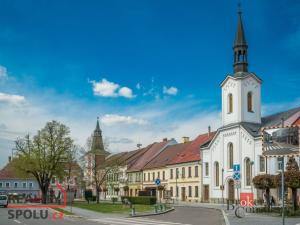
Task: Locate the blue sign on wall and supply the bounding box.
[155,178,161,186]
[233,172,241,181]
[233,164,240,172]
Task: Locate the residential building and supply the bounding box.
[126,139,177,196]
[142,142,190,200]
[167,133,215,203]
[0,157,40,197]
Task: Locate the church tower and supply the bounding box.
[91,118,107,167]
[221,6,262,126]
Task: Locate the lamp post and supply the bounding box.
[221,168,224,204]
[250,161,254,195]
[175,169,180,203]
[280,157,285,225]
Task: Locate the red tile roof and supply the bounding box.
[169,132,216,165]
[0,161,33,179]
[293,117,300,125]
[127,141,170,172]
[144,142,191,170]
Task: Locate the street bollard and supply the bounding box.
[160,204,163,211]
[155,205,158,213]
[131,206,136,216]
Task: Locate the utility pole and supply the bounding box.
[281,157,285,225]
[221,168,224,204]
[175,169,178,203]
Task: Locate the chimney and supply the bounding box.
[163,138,168,142]
[208,126,211,137]
[8,156,11,162]
[182,137,190,143]
[281,117,284,127]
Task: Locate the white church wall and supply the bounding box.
[241,76,261,124]
[222,78,241,126]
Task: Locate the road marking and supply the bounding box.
[89,217,192,225]
[14,220,21,224]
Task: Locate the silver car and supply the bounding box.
[0,195,8,208]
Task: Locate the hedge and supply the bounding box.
[121,196,157,205]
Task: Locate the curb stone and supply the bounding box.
[222,209,230,225]
[50,208,83,218]
[129,207,175,217]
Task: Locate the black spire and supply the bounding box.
[233,3,248,73]
[91,117,105,154]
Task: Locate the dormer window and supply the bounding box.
[247,92,253,112]
[228,93,233,113]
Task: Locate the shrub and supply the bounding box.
[111,197,118,203]
[84,190,93,202]
[121,196,156,205]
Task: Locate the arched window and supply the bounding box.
[245,158,251,186]
[228,93,233,113]
[247,92,253,112]
[214,162,219,186]
[228,143,234,169]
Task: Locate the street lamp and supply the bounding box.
[280,157,285,225]
[175,169,179,203]
[221,168,224,204]
[250,161,254,195]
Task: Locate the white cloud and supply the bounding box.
[163,86,178,96]
[118,87,135,98]
[0,65,8,78]
[90,78,135,98]
[90,78,119,97]
[101,114,148,126]
[0,92,25,104]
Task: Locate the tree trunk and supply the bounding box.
[292,188,298,211]
[41,186,48,204]
[265,188,271,209]
[96,188,100,204]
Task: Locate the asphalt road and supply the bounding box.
[148,206,224,225]
[0,208,96,225]
[0,206,224,225]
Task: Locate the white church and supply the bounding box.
[201,9,300,202]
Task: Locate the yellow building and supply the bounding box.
[127,139,177,196]
[142,143,189,201]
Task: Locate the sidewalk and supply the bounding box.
[174,202,300,225]
[62,205,127,219]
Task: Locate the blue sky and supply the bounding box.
[0,0,299,167]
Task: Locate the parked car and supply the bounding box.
[0,195,8,208]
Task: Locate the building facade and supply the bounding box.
[0,158,40,197]
[201,9,300,203]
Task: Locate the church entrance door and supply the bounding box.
[228,179,235,202]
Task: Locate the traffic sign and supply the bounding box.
[155,178,161,186]
[234,180,241,189]
[233,164,240,172]
[233,172,241,181]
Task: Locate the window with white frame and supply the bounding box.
[14,182,18,188]
[259,156,265,172]
[5,182,10,188]
[22,182,27,188]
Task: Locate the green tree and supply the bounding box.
[252,174,277,208]
[276,157,300,211]
[14,121,74,204]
